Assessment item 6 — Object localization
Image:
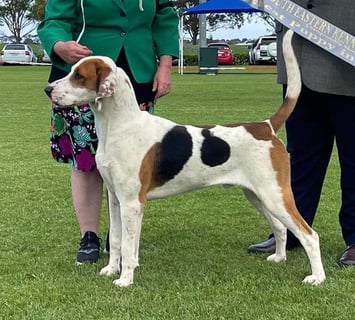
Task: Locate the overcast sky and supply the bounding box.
[210,20,272,40]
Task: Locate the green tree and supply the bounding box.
[30,0,46,21]
[246,11,276,35]
[176,0,275,44]
[0,0,37,42]
[177,0,246,44]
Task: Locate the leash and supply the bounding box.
[242,0,355,67]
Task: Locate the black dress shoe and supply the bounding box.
[248,237,276,254]
[338,245,355,266]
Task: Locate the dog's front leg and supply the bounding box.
[112,201,144,287]
[100,190,122,276]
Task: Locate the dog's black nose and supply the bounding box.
[44,86,53,98]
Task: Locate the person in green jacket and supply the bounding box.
[37,0,179,264]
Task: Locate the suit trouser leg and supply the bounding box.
[285,85,355,248]
[284,85,334,247]
[330,94,355,246]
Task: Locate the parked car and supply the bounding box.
[248,35,277,65]
[0,43,37,64]
[42,49,51,63]
[207,43,235,65]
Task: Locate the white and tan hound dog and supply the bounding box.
[45,30,326,287]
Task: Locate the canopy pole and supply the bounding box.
[178,10,184,75]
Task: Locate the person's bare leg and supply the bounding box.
[71,169,103,236]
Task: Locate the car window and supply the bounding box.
[260,38,276,45]
[4,44,26,50]
[208,44,230,50]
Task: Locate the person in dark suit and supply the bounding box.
[248,0,355,265]
[37,0,179,264]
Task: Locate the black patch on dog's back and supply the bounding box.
[155,126,193,182]
[200,129,230,166]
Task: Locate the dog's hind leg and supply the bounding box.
[112,200,144,287]
[275,200,326,285]
[258,186,326,285]
[243,188,287,262]
[100,190,122,276]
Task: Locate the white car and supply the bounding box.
[0,44,37,64]
[248,35,277,65]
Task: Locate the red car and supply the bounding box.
[207,43,235,65]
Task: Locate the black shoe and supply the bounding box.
[248,234,301,254]
[76,231,101,264]
[338,245,355,266]
[248,237,276,254]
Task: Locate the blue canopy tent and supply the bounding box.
[178,0,261,73]
[185,0,260,15]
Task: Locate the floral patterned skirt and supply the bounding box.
[50,104,98,172]
[49,93,155,172]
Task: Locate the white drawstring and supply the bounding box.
[76,0,86,43]
[77,0,144,44]
[138,0,144,11]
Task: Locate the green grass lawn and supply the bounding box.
[0,65,353,320]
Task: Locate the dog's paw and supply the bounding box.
[112,270,134,287]
[267,253,286,263]
[302,274,326,286]
[99,264,119,276]
[113,276,133,287]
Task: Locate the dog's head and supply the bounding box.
[44,56,117,108]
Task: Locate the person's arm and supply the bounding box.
[153,55,173,99]
[151,1,179,98]
[37,0,92,64]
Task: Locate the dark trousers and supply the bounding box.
[284,85,355,248]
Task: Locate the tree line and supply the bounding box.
[0,0,274,44]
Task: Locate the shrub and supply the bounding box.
[234,52,249,65]
[184,54,199,66]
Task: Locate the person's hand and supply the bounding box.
[53,41,93,64]
[153,55,173,99]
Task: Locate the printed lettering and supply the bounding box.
[256,0,355,66]
[340,49,354,62]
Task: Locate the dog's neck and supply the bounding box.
[91,72,147,146]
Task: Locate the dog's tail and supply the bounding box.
[269,30,301,133]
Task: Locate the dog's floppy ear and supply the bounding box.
[95,64,117,105]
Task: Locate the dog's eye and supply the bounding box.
[73,71,83,81]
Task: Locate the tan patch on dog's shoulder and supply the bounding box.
[138,143,164,204]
